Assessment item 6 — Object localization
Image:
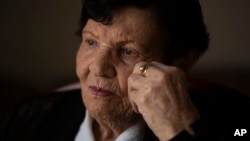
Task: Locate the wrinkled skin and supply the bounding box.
[128,61,199,140]
[76,6,199,141]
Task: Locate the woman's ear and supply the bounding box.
[171,50,200,74]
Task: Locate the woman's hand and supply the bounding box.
[128,61,199,141]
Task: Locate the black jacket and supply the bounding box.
[2,87,250,141]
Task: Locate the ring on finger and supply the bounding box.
[139,63,150,76]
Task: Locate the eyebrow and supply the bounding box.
[82,30,99,39]
[83,30,134,45]
[82,29,146,53]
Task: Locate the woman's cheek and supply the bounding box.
[76,46,92,81]
[117,65,134,97]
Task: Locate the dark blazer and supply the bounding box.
[2,84,250,141]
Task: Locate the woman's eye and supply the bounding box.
[85,39,98,47]
[120,48,138,57]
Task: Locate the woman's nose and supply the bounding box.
[89,52,116,78]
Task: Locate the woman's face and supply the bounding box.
[76,7,167,121]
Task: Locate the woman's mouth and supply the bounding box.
[89,86,115,97]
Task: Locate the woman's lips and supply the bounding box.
[89,86,115,97]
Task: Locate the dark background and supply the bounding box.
[1,0,250,126]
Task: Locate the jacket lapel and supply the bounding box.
[33,90,85,141]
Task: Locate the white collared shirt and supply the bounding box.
[75,111,146,141]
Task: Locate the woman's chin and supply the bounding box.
[87,99,136,120]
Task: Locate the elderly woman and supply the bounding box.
[3,0,250,141]
[75,0,206,140]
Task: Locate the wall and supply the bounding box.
[191,0,250,96]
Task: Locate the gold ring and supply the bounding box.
[139,64,150,76]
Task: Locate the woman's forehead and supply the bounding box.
[113,6,156,26]
[83,6,164,43]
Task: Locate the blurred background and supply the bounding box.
[1,0,250,126]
